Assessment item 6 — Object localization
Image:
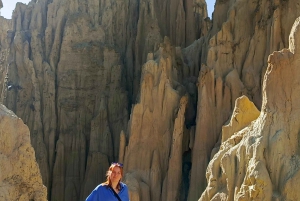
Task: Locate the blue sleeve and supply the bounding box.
[122,184,130,201]
[86,187,99,201]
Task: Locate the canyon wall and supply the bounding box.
[200,17,300,201]
[1,0,300,200]
[187,0,300,200]
[123,38,192,201]
[0,0,208,200]
[0,104,47,201]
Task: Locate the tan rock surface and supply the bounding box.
[188,1,300,200]
[3,0,300,200]
[123,38,191,201]
[130,0,209,101]
[0,15,11,103]
[0,0,207,200]
[222,95,260,143]
[199,16,300,201]
[0,104,47,201]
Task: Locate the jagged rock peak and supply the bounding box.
[222,95,260,143]
[0,104,47,201]
[199,16,300,201]
[123,38,190,201]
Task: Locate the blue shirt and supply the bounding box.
[86,182,130,201]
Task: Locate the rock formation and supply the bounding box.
[0,0,207,200]
[187,1,300,200]
[123,37,192,201]
[0,104,47,201]
[199,16,300,201]
[2,0,300,200]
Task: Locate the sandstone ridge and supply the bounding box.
[123,37,191,201]
[0,104,47,201]
[1,0,300,201]
[199,16,300,201]
[188,1,300,200]
[0,0,207,200]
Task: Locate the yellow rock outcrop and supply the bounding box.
[222,96,260,143]
[0,104,47,201]
[199,16,300,201]
[188,1,300,200]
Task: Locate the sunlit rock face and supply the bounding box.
[123,38,193,201]
[2,0,300,200]
[0,104,47,201]
[0,0,207,200]
[188,1,300,200]
[199,16,300,201]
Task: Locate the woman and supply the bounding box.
[86,162,130,201]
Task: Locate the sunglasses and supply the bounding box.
[111,162,123,167]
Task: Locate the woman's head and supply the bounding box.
[105,162,123,187]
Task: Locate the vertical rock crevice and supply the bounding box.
[0,0,207,200]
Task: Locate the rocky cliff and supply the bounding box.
[1,0,300,200]
[188,0,300,200]
[0,104,47,201]
[123,37,192,201]
[0,0,207,200]
[200,17,300,201]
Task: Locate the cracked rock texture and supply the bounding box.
[199,16,300,201]
[0,104,47,201]
[123,38,192,201]
[0,0,207,200]
[1,0,300,200]
[187,1,300,200]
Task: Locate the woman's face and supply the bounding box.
[109,166,122,183]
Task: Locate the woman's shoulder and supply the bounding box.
[119,182,130,200]
[94,183,109,190]
[120,182,128,189]
[100,183,109,187]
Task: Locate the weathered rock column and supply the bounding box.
[123,38,191,201]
